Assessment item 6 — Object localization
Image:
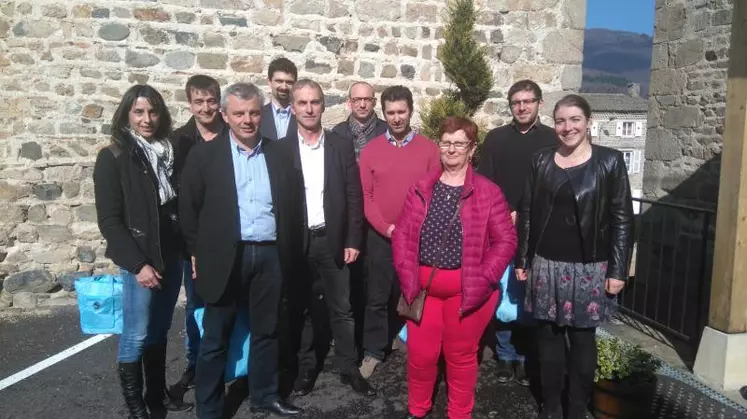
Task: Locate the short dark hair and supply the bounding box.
[507,79,543,102]
[380,85,413,113]
[268,57,298,81]
[553,94,592,119]
[111,84,172,142]
[439,116,478,146]
[185,74,220,102]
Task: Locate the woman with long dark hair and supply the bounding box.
[93,84,193,418]
[515,94,634,419]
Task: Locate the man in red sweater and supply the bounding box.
[358,85,440,378]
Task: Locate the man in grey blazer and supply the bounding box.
[259,57,298,141]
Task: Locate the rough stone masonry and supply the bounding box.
[0,0,585,307]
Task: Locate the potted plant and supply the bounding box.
[593,334,661,419]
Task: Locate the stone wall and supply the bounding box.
[643,0,732,207]
[0,0,585,294]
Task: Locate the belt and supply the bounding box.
[239,240,276,246]
[308,226,326,237]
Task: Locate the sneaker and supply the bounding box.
[495,359,515,383]
[359,355,381,379]
[513,361,530,387]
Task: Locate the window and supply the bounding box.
[591,121,599,137]
[622,122,634,137]
[616,121,644,138]
[622,150,642,174]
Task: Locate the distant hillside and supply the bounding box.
[581,28,653,98]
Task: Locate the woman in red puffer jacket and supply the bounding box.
[392,116,517,419]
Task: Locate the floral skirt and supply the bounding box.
[524,254,616,328]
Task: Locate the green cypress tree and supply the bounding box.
[420,0,493,141]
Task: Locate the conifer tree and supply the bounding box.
[421,0,493,141]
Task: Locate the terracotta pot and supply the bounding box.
[592,378,655,419]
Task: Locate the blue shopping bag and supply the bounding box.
[398,324,408,343]
[496,262,519,323]
[75,274,124,335]
[193,307,250,381]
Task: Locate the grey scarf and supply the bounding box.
[348,114,378,157]
[129,128,176,204]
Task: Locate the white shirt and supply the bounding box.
[298,130,326,230]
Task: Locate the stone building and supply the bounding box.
[643,0,731,208]
[0,0,585,299]
[583,83,648,210]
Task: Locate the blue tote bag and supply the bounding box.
[75,274,124,335]
[496,262,524,323]
[193,307,250,381]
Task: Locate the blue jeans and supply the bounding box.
[496,326,525,362]
[117,256,184,362]
[183,260,203,368]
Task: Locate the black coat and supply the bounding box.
[515,145,634,281]
[283,130,364,267]
[172,115,226,147]
[259,103,297,141]
[179,130,304,304]
[93,131,192,274]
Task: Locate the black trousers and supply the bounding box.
[537,322,597,413]
[296,232,358,374]
[362,229,401,361]
[195,243,284,419]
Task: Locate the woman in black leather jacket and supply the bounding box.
[93,85,193,418]
[515,94,634,419]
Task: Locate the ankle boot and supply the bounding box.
[142,344,194,413]
[117,361,150,419]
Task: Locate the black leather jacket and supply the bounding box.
[515,145,634,281]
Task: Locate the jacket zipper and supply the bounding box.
[135,148,163,271]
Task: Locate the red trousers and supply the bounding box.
[406,266,499,418]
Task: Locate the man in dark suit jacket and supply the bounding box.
[259,57,298,141]
[180,82,304,418]
[282,79,375,397]
[331,81,388,160]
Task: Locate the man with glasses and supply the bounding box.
[478,79,557,388]
[358,85,440,379]
[332,81,389,159]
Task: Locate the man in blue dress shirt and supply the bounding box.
[259,57,298,141]
[180,83,305,418]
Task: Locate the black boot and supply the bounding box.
[142,345,194,413]
[167,364,195,405]
[117,361,150,419]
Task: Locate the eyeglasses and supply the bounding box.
[438,141,471,150]
[509,98,540,108]
[350,97,376,104]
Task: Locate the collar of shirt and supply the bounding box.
[229,131,263,158]
[511,118,541,133]
[385,129,416,148]
[298,129,325,150]
[271,101,292,116]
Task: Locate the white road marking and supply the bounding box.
[0,334,113,392]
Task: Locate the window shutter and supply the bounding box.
[632,150,642,174]
[591,121,599,137]
[616,121,623,137]
[632,189,642,215]
[635,121,644,137]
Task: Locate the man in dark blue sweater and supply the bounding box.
[478,79,558,387]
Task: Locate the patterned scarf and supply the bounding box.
[129,128,176,204]
[348,113,378,157]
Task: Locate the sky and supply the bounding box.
[585,0,656,35]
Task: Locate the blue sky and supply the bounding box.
[586,0,656,35]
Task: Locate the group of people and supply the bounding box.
[93,56,634,419]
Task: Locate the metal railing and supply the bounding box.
[618,197,716,344]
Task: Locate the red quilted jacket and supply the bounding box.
[392,166,517,316]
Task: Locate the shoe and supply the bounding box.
[142,345,194,413]
[513,361,530,387]
[250,400,304,416]
[117,361,150,419]
[405,413,426,419]
[341,369,376,396]
[536,403,562,419]
[495,359,515,383]
[166,365,195,405]
[293,369,317,396]
[359,355,381,379]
